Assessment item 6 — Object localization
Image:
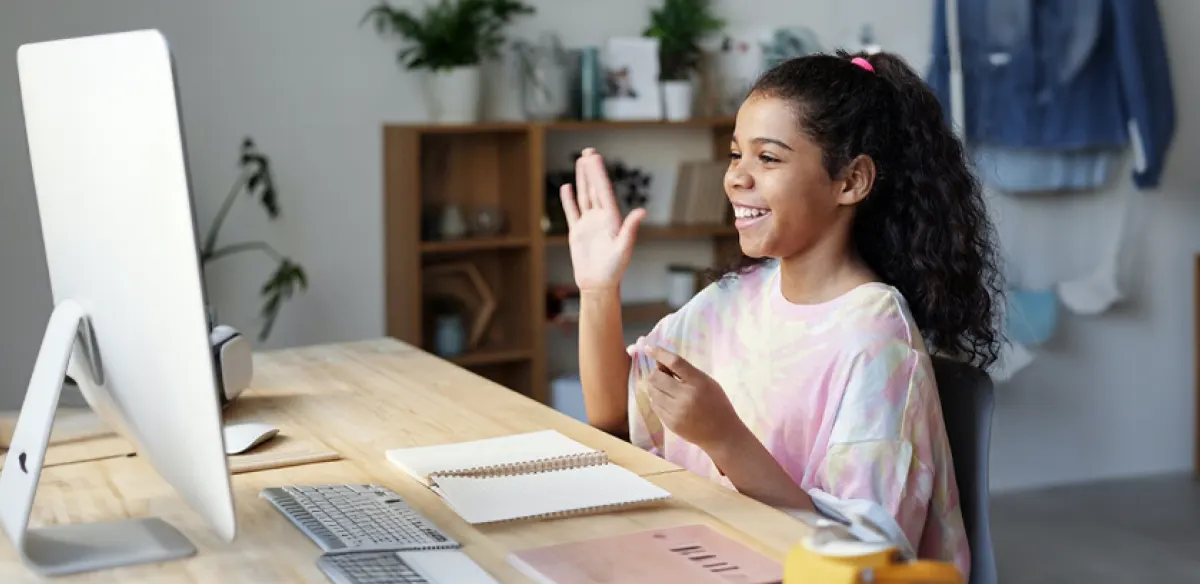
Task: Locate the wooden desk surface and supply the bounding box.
[0,338,810,582]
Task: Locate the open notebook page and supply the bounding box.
[386,430,604,486]
[431,463,671,524]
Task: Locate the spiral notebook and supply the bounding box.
[385,430,670,524]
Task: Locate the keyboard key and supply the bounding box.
[261,484,460,553]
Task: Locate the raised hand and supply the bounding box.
[560,148,646,292]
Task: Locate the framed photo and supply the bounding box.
[601,37,662,121]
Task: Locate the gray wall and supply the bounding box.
[1,0,1197,492]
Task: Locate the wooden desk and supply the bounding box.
[0,338,811,582]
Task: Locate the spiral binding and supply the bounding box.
[473,495,666,524]
[427,451,611,480]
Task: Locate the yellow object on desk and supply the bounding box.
[784,537,962,584]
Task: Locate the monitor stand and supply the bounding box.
[0,300,196,577]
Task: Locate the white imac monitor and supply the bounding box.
[0,30,236,576]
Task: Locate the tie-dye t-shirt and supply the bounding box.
[626,259,970,576]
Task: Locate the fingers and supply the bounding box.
[646,368,687,428]
[648,368,684,398]
[585,153,615,211]
[617,207,645,246]
[575,149,593,212]
[647,346,702,384]
[646,388,674,425]
[560,184,580,227]
[574,147,620,212]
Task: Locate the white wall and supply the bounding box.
[1,0,1196,492]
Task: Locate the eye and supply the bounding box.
[759,153,780,164]
[728,151,742,161]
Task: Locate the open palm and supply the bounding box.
[560,148,646,292]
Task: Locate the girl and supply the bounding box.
[559,51,1002,576]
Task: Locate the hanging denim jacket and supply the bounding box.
[926,0,1175,190]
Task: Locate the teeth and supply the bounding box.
[733,206,770,219]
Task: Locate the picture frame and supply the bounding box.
[601,37,663,121]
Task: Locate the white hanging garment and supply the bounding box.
[1057,186,1141,315]
[987,179,1136,293]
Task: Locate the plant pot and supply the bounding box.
[426,66,482,124]
[661,80,694,121]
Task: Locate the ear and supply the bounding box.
[835,154,876,206]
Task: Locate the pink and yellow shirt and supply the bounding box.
[626,260,970,576]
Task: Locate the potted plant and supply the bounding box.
[362,0,535,123]
[643,0,724,121]
[201,137,308,342]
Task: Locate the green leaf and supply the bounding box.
[361,0,535,70]
[258,258,308,341]
[643,0,725,80]
[239,137,279,218]
[205,137,307,342]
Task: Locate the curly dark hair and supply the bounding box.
[715,50,1004,369]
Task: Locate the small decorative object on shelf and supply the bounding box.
[470,205,507,236]
[513,33,572,121]
[715,33,762,115]
[427,294,468,357]
[438,204,469,240]
[643,0,725,121]
[609,159,651,216]
[423,262,496,350]
[578,46,603,120]
[360,0,535,124]
[666,264,701,308]
[761,27,823,71]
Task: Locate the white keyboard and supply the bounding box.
[261,484,459,552]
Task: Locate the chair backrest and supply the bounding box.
[931,356,997,584]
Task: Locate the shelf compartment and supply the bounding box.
[421,248,533,359]
[420,130,533,241]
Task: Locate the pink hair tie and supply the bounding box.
[850,57,874,73]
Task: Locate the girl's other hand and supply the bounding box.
[644,346,750,453]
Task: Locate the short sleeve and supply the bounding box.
[812,343,936,557]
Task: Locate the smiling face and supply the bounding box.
[725,93,874,260]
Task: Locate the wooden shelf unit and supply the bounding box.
[384,117,739,403]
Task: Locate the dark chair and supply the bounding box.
[931,356,997,584]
